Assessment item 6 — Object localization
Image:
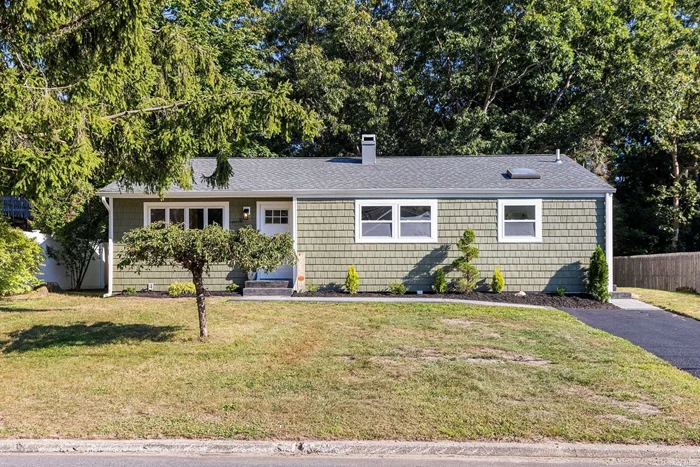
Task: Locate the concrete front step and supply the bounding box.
[611,291,633,299]
[245,280,290,289]
[243,287,293,297]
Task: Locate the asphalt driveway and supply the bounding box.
[562,307,700,377]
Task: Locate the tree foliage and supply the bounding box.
[0,0,320,199]
[0,215,43,295]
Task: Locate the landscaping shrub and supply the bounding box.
[122,287,136,296]
[491,267,505,293]
[432,268,447,293]
[306,282,319,294]
[587,245,610,302]
[225,282,240,293]
[168,282,196,297]
[388,281,407,295]
[452,229,480,293]
[345,265,359,294]
[0,215,43,295]
[556,286,566,296]
[454,278,472,294]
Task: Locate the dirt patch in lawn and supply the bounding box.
[441,318,475,327]
[372,346,551,366]
[294,290,617,309]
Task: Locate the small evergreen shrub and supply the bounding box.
[225,282,240,293]
[556,286,566,296]
[388,281,407,295]
[491,267,505,293]
[168,281,197,297]
[345,265,359,294]
[306,282,319,294]
[452,229,480,292]
[587,245,611,302]
[432,268,448,293]
[454,278,473,294]
[123,287,136,296]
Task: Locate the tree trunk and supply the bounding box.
[191,268,208,338]
[671,138,680,251]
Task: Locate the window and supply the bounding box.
[355,200,437,243]
[144,202,229,230]
[498,199,542,243]
[264,209,289,224]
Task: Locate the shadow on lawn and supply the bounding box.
[1,322,181,353]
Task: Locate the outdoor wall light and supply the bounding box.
[242,206,251,220]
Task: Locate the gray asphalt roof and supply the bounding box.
[97,154,614,196]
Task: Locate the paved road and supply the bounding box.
[562,307,700,377]
[0,454,688,467]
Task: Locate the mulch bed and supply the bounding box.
[121,291,240,299]
[292,290,618,309]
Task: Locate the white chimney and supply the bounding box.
[362,134,376,165]
[554,149,562,164]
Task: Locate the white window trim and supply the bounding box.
[498,199,542,243]
[355,199,438,244]
[143,201,229,230]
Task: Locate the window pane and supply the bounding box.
[265,210,273,217]
[280,216,288,224]
[208,208,223,226]
[504,205,536,220]
[150,209,165,224]
[280,210,289,217]
[169,208,184,226]
[265,216,273,224]
[189,208,204,229]
[504,221,536,237]
[362,222,392,237]
[400,206,431,221]
[362,205,392,221]
[400,222,431,237]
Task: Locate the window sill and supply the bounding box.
[355,237,438,244]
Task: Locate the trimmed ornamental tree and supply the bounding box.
[587,245,611,302]
[452,229,480,293]
[118,223,296,338]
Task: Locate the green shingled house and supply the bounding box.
[96,135,615,296]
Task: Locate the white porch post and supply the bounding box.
[605,192,613,292]
[292,196,298,290]
[101,197,114,297]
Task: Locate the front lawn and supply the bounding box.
[1,293,699,443]
[622,287,700,320]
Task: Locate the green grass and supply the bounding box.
[622,287,700,320]
[1,293,700,443]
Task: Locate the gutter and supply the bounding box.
[95,188,616,199]
[101,197,114,297]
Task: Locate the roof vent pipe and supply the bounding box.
[362,134,376,165]
[554,149,562,164]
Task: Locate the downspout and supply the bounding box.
[605,192,613,292]
[101,196,114,297]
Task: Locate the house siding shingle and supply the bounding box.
[113,197,269,292]
[296,198,605,293]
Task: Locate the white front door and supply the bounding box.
[257,202,294,280]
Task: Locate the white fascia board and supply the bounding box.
[96,188,614,199]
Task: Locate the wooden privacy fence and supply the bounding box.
[614,252,700,292]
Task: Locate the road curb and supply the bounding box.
[0,440,699,459]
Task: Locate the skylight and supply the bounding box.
[507,168,540,179]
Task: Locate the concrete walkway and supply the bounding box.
[610,298,662,310]
[1,439,699,460]
[230,295,554,310]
